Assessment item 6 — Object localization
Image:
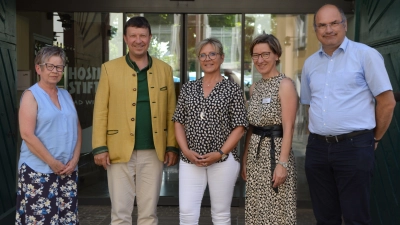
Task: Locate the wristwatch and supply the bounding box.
[218,149,228,160]
[278,161,288,169]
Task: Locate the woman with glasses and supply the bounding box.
[173,37,247,224]
[241,34,298,224]
[16,46,81,225]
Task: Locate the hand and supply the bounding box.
[94,152,111,170]
[199,152,221,167]
[241,162,247,181]
[374,142,378,150]
[272,164,288,188]
[60,157,79,175]
[49,159,66,175]
[164,151,179,166]
[182,149,204,167]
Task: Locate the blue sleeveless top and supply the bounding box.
[18,83,79,173]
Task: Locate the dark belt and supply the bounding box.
[252,125,283,193]
[312,129,372,143]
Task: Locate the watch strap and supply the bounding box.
[218,149,228,160]
[278,161,288,168]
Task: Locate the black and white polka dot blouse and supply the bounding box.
[173,78,248,164]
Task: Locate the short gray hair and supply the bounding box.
[195,37,224,57]
[34,46,66,65]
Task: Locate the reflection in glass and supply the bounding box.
[187,14,242,83]
[109,13,123,60]
[126,14,181,84]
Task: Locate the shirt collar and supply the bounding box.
[318,36,349,56]
[125,52,153,72]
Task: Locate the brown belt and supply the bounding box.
[312,130,372,143]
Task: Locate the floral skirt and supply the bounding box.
[15,163,79,225]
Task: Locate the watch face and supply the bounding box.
[221,154,228,160]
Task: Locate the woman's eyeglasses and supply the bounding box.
[198,52,219,61]
[251,52,271,60]
[38,63,65,72]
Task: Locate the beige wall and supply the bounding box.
[17,12,53,78]
[16,12,53,107]
[274,15,320,79]
[16,15,30,71]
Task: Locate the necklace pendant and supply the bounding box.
[200,111,205,120]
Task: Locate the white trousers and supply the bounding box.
[107,150,163,225]
[179,153,240,225]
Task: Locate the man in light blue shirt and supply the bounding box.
[300,4,395,225]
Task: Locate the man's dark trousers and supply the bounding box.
[305,131,375,225]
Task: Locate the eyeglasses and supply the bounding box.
[316,20,345,30]
[38,63,65,72]
[198,52,219,61]
[251,52,271,60]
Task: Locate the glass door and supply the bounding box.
[68,12,317,207]
[186,14,242,85]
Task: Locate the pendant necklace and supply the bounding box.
[200,111,205,120]
[200,90,206,120]
[200,81,207,120]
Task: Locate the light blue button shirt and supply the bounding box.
[18,83,78,173]
[300,37,392,136]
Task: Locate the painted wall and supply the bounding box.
[0,0,17,223]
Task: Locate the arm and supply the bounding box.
[174,122,203,166]
[374,90,395,149]
[164,66,179,166]
[241,84,255,181]
[220,126,245,153]
[272,78,298,188]
[61,120,82,175]
[200,126,245,166]
[19,91,66,174]
[201,83,248,165]
[92,64,111,169]
[241,125,253,181]
[362,49,395,145]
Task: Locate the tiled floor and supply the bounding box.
[79,205,318,225]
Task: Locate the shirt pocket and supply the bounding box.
[332,67,365,94]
